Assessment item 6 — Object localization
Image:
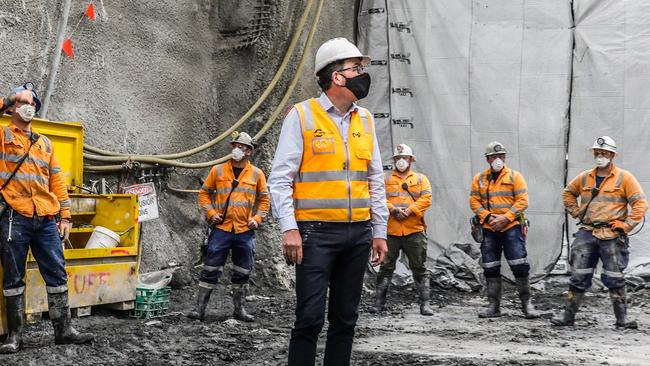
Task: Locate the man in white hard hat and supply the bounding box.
[369,144,433,316]
[191,131,270,322]
[469,141,540,319]
[552,136,647,328]
[268,37,388,365]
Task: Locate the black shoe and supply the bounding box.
[551,289,584,326]
[515,276,540,319]
[368,277,390,314]
[478,277,502,318]
[415,277,434,316]
[47,291,94,345]
[232,284,254,322]
[0,294,24,354]
[610,287,638,329]
[187,286,213,321]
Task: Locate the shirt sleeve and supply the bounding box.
[504,172,529,222]
[409,174,432,218]
[623,173,648,227]
[267,107,303,232]
[469,174,489,222]
[253,169,270,224]
[48,147,71,219]
[563,173,582,218]
[367,116,389,240]
[198,166,218,220]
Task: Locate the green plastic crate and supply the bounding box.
[130,286,171,319]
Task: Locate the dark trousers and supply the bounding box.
[0,210,68,297]
[378,232,428,283]
[198,228,256,288]
[288,220,372,366]
[569,229,629,291]
[480,225,530,278]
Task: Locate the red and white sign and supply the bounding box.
[122,182,159,222]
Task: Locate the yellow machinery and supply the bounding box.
[0,115,140,335]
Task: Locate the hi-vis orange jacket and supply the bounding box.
[0,124,71,219]
[563,165,648,240]
[469,166,528,232]
[198,160,270,234]
[385,170,432,236]
[292,98,374,222]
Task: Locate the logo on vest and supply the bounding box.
[352,132,361,138]
[314,129,324,137]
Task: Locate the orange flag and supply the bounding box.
[85,2,95,21]
[62,38,74,58]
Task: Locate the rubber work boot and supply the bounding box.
[415,277,434,316]
[47,291,94,345]
[610,287,638,329]
[232,284,254,322]
[187,286,213,321]
[478,277,503,318]
[0,295,24,354]
[368,277,390,313]
[551,289,584,326]
[515,276,541,319]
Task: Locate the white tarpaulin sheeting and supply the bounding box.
[358,0,650,279]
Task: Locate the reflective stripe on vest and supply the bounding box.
[293,98,374,222]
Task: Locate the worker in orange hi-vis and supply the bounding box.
[190,131,270,322]
[369,143,433,316]
[0,83,93,354]
[552,136,647,329]
[469,141,540,320]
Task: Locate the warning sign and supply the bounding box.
[123,182,159,222]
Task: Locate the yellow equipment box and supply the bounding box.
[0,115,140,335]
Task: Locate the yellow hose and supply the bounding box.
[84,0,324,172]
[83,0,314,160]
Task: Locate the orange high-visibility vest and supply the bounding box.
[385,170,432,236]
[469,166,529,231]
[293,98,374,222]
[0,125,71,219]
[198,160,270,234]
[563,165,648,240]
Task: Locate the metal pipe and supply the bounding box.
[41,0,72,119]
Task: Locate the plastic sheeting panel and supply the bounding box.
[358,0,574,279]
[568,0,650,271]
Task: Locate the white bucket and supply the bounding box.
[85,226,120,249]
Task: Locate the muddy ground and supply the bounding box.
[2,275,650,366]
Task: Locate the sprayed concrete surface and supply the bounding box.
[1,276,649,365]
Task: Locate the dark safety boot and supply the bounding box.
[0,295,25,354]
[415,277,434,316]
[610,287,638,329]
[187,286,213,321]
[47,291,94,345]
[515,276,541,319]
[232,284,255,322]
[551,289,584,326]
[368,277,390,313]
[478,277,503,318]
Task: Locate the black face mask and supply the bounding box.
[343,72,371,100]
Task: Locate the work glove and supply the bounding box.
[609,220,632,233]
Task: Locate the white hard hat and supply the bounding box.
[314,38,371,75]
[485,141,507,156]
[591,136,617,154]
[231,131,256,149]
[392,144,415,161]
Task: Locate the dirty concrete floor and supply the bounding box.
[2,276,650,366]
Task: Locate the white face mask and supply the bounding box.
[15,104,35,122]
[491,157,504,172]
[231,147,245,161]
[595,156,610,168]
[395,158,409,172]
